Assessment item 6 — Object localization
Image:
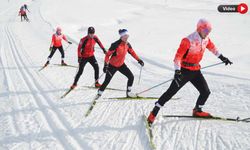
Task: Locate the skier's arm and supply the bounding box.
[94,36,106,54]
[104,43,116,64]
[77,39,83,58]
[128,44,144,66]
[78,38,88,58]
[128,44,139,61]
[104,50,115,64]
[50,35,55,47]
[173,38,190,70]
[62,35,69,43]
[207,39,233,65]
[206,38,221,57]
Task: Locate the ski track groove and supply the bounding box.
[3,14,89,149]
[4,18,69,149]
[194,121,201,150]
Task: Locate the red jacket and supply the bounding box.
[174,31,220,71]
[78,35,105,58]
[19,10,26,15]
[105,39,139,67]
[50,33,68,47]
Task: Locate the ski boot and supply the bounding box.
[193,107,212,117]
[70,84,77,90]
[44,61,49,67]
[61,60,67,66]
[95,82,102,88]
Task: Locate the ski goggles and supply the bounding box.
[201,28,211,35]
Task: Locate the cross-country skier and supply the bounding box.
[44,27,72,67]
[95,29,144,98]
[19,6,29,22]
[147,19,233,125]
[70,27,107,89]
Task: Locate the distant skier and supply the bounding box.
[95,29,144,98]
[147,19,232,125]
[44,27,72,67]
[70,27,107,89]
[19,6,29,22]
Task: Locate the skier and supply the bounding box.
[44,27,72,67]
[19,6,28,22]
[95,29,144,98]
[70,27,107,89]
[147,19,232,125]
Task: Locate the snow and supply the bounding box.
[0,0,250,149]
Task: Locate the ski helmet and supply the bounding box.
[56,27,62,34]
[88,27,95,34]
[56,27,62,32]
[197,19,212,33]
[119,29,128,37]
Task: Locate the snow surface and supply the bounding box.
[0,0,250,149]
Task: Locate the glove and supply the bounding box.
[49,47,53,51]
[138,59,144,66]
[103,63,108,73]
[78,57,82,63]
[174,70,182,82]
[218,54,232,65]
[68,41,72,44]
[103,48,107,54]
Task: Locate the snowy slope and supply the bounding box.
[0,0,250,149]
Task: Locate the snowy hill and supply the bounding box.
[0,0,250,149]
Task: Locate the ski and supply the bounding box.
[82,86,126,92]
[85,95,100,117]
[104,96,180,100]
[60,88,73,99]
[143,115,156,150]
[53,64,78,68]
[162,115,250,123]
[38,65,48,71]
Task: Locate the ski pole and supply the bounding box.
[137,78,173,95]
[64,44,71,51]
[138,66,143,85]
[137,62,224,95]
[200,62,224,70]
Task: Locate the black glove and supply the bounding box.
[49,47,53,51]
[102,48,107,54]
[174,70,182,82]
[103,63,108,73]
[218,54,232,65]
[78,57,82,63]
[68,41,72,44]
[138,59,144,66]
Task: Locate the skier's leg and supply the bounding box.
[118,64,134,92]
[47,47,57,62]
[89,56,99,81]
[190,71,210,110]
[72,58,88,86]
[58,46,65,63]
[151,69,194,117]
[98,65,117,94]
